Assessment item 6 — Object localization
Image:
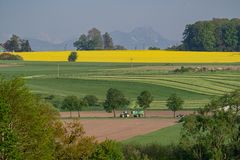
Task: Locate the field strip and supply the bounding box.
[67,76,222,95]
[80,76,228,94]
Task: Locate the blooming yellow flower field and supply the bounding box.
[12,50,240,63]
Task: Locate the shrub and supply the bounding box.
[91,139,124,160]
[83,95,99,106]
[68,51,78,62]
[0,52,23,60]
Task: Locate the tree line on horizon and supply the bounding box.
[170,18,240,51]
[2,18,240,52]
[73,28,126,50]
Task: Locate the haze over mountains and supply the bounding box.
[28,27,178,51]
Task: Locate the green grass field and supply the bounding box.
[0,61,239,109]
[123,123,182,145]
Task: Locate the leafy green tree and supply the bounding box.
[74,28,105,50]
[180,90,240,160]
[91,139,124,160]
[54,120,97,160]
[183,22,216,51]
[0,77,58,159]
[83,95,99,106]
[181,18,240,51]
[87,28,103,49]
[68,51,78,62]
[76,99,85,117]
[3,34,21,52]
[62,95,79,117]
[222,23,238,51]
[73,34,89,50]
[137,91,153,116]
[166,94,184,118]
[104,88,129,118]
[20,40,32,51]
[0,98,19,160]
[103,32,114,49]
[3,34,32,52]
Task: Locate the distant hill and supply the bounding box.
[110,27,177,49]
[28,27,177,51]
[29,39,75,51]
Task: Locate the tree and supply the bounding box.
[20,40,32,51]
[103,88,129,118]
[222,23,238,51]
[76,99,85,117]
[68,51,78,62]
[103,32,114,49]
[3,34,32,52]
[54,120,97,160]
[62,95,79,117]
[137,91,153,117]
[73,34,90,50]
[83,95,99,106]
[91,139,124,160]
[87,28,103,49]
[180,90,240,160]
[181,18,240,51]
[0,98,19,160]
[3,34,21,52]
[74,28,105,50]
[0,77,59,159]
[183,22,216,51]
[166,94,184,118]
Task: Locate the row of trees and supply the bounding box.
[2,34,32,52]
[61,88,184,118]
[171,18,240,51]
[73,28,126,50]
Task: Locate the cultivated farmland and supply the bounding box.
[0,60,239,109]
[13,50,240,63]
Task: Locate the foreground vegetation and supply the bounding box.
[1,77,239,159]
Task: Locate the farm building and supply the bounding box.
[0,44,5,52]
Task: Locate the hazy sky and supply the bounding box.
[0,0,239,43]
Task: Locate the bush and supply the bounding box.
[68,51,78,62]
[122,144,192,160]
[0,52,23,60]
[91,139,124,160]
[83,95,99,106]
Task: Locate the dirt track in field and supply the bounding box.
[60,110,193,118]
[61,110,192,141]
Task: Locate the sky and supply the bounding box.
[0,0,239,43]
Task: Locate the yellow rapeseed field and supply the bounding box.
[11,50,240,63]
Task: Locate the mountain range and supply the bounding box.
[28,27,177,51]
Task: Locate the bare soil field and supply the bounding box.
[78,118,176,141]
[61,110,192,141]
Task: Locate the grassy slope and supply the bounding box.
[0,61,239,109]
[122,123,182,145]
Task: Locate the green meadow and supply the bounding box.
[0,61,239,109]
